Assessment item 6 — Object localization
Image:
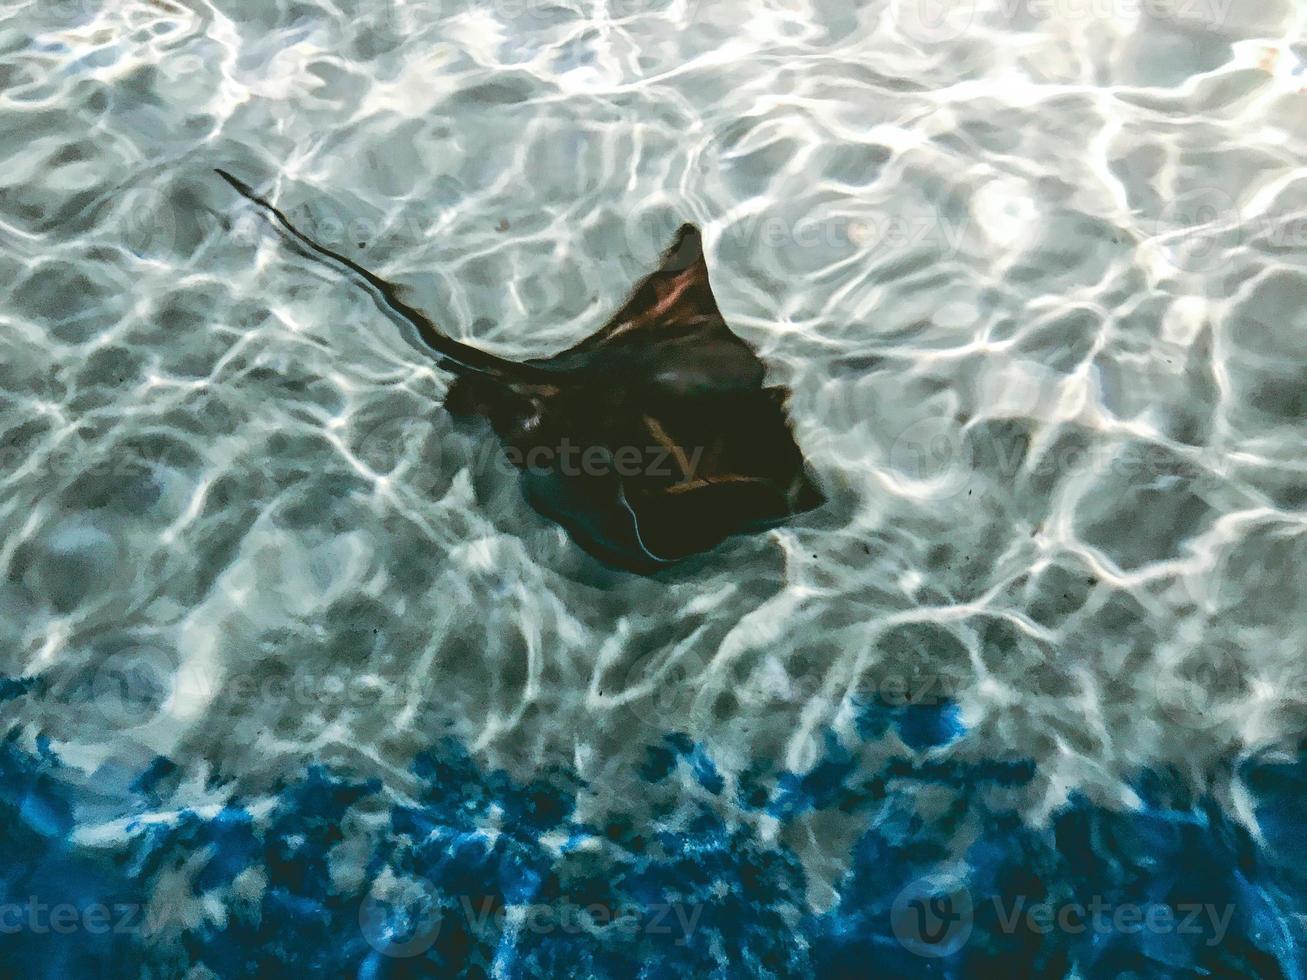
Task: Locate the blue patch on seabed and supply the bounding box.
[1,685,1305,979]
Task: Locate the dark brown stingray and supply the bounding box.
[216,169,823,573]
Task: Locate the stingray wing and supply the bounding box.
[589,223,722,343]
[529,225,739,364]
[611,385,824,566]
[450,224,824,572]
[625,478,795,562]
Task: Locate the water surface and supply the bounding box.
[2,0,1306,975]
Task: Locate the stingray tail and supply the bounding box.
[214,169,544,381]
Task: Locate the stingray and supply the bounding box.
[215,169,823,573]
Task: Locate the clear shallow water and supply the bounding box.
[2,0,1307,975]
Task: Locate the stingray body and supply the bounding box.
[216,170,823,573]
